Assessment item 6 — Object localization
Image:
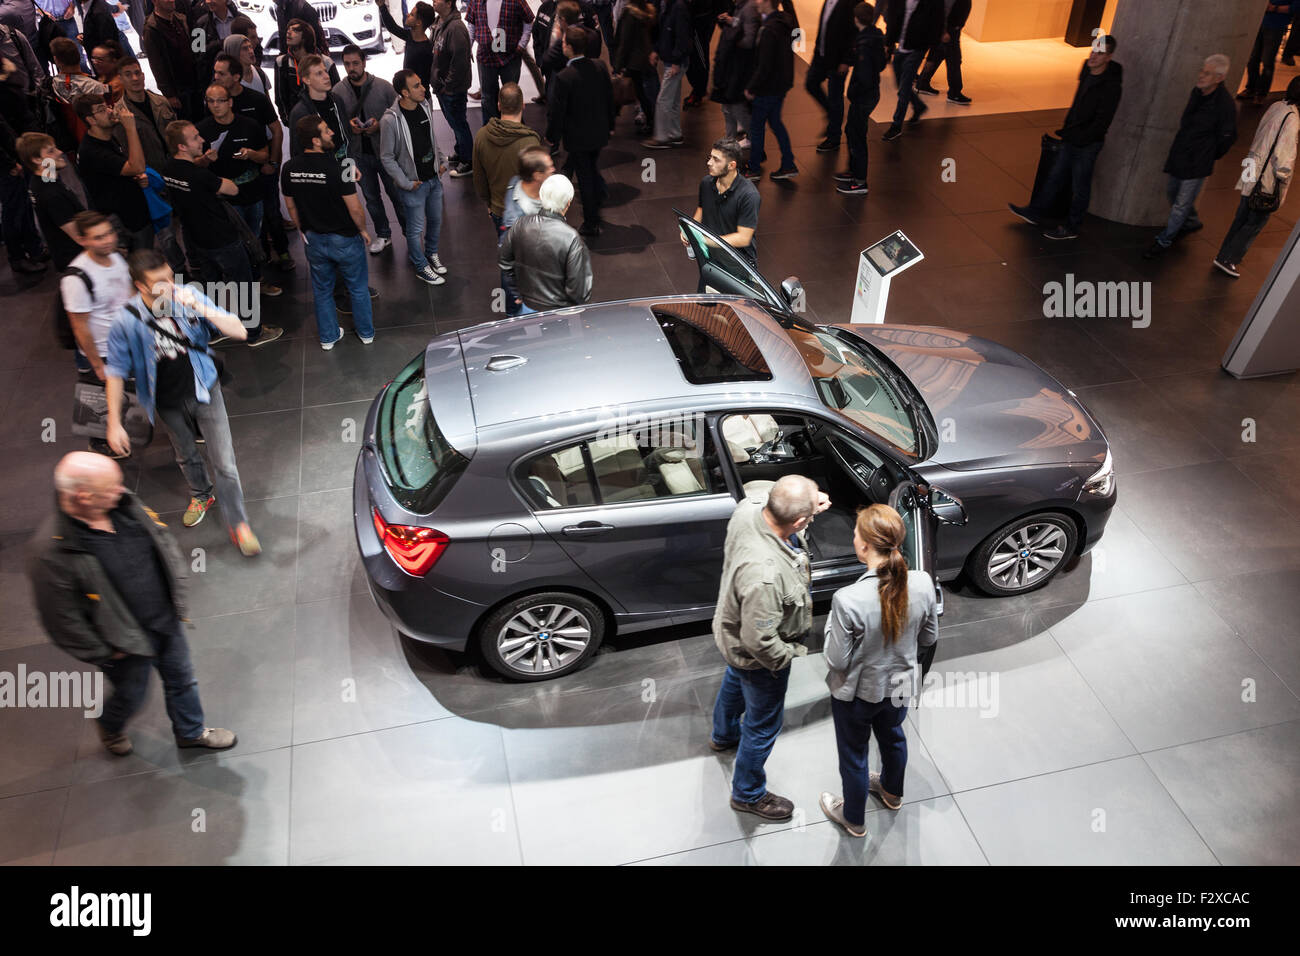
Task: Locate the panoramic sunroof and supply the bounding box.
[653,302,774,386]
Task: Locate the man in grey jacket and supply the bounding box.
[28,452,237,757]
[380,68,449,285]
[710,474,829,821]
[498,172,591,311]
[335,44,402,254]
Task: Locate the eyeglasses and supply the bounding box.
[205,97,231,104]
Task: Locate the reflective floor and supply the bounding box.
[2,73,1299,865]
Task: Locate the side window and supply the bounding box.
[518,443,597,510]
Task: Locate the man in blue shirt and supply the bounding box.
[105,249,264,556]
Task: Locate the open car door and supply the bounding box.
[675,210,803,313]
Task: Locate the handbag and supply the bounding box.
[611,73,638,109]
[1247,110,1296,213]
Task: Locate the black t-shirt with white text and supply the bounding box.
[280,151,358,236]
[162,158,240,249]
[231,87,279,134]
[196,114,267,205]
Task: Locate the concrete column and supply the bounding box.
[1089,0,1262,227]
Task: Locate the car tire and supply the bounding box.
[968,512,1078,597]
[478,592,605,681]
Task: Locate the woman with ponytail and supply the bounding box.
[818,503,938,837]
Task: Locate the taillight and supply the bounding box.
[372,508,448,576]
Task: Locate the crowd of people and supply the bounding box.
[3,0,1300,768]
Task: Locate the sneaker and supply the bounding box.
[248,324,284,347]
[882,123,902,142]
[449,162,473,178]
[183,495,216,528]
[428,253,448,275]
[915,81,940,96]
[1043,224,1079,240]
[1007,202,1041,225]
[231,522,261,557]
[742,165,762,181]
[633,110,646,125]
[10,257,47,274]
[820,791,868,836]
[869,772,902,810]
[730,791,794,821]
[320,333,344,350]
[260,283,282,297]
[368,285,379,299]
[176,727,237,750]
[770,166,799,180]
[88,437,130,460]
[641,138,675,149]
[1212,258,1240,278]
[1284,54,1296,66]
[833,169,857,182]
[208,332,231,346]
[908,100,928,126]
[98,724,133,756]
[416,264,445,285]
[358,332,374,344]
[532,94,547,105]
[368,236,391,254]
[815,137,841,152]
[683,93,703,109]
[708,737,737,753]
[947,92,973,105]
[668,136,685,147]
[274,252,297,270]
[837,180,869,196]
[1141,240,1169,260]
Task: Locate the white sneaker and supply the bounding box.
[368,236,391,254]
[428,253,447,275]
[416,264,445,285]
[737,137,751,150]
[320,334,343,350]
[358,333,374,344]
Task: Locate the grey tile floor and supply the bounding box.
[1,75,1298,866]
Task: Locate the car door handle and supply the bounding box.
[561,521,615,537]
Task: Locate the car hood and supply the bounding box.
[833,324,1109,471]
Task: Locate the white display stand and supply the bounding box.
[850,230,925,324]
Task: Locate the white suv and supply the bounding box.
[241,0,387,55]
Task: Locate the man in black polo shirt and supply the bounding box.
[686,137,761,267]
[74,92,155,251]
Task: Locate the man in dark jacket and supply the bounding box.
[916,0,970,104]
[743,0,797,181]
[546,27,613,236]
[881,0,942,142]
[1008,35,1122,240]
[142,0,200,118]
[429,0,473,175]
[684,0,725,108]
[499,172,592,310]
[837,1,888,195]
[74,0,118,66]
[191,0,243,86]
[643,0,692,148]
[806,0,858,153]
[1144,54,1237,257]
[28,452,237,757]
[276,0,327,55]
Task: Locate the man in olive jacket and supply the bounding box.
[711,473,829,821]
[27,452,236,757]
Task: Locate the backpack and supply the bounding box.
[53,266,94,350]
[34,77,87,153]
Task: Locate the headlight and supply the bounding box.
[341,0,368,7]
[242,0,267,11]
[1083,449,1115,497]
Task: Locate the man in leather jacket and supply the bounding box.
[498,172,592,312]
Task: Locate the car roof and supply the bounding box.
[455,297,820,430]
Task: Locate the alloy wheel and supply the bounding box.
[986,523,1069,591]
[496,603,593,675]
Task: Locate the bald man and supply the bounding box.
[710,473,830,821]
[27,452,236,756]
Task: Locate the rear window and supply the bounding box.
[654,303,773,385]
[377,352,468,514]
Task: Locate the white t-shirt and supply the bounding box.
[61,252,134,359]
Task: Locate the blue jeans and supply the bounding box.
[1029,139,1103,230]
[805,51,847,140]
[355,152,398,239]
[712,663,792,802]
[749,94,795,171]
[891,49,925,125]
[437,92,474,164]
[304,230,374,342]
[154,384,249,530]
[1216,195,1273,266]
[234,199,263,242]
[395,178,443,270]
[190,237,252,287]
[99,621,205,741]
[491,212,523,316]
[831,695,908,827]
[1155,175,1206,247]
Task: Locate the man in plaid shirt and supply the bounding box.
[464,0,535,123]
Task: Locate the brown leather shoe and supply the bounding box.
[819,791,867,837]
[731,791,794,820]
[869,772,902,810]
[98,724,133,756]
[176,727,237,750]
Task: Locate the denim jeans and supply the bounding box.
[653,62,685,142]
[805,51,847,140]
[491,212,523,316]
[1155,175,1206,247]
[154,384,249,531]
[749,94,795,171]
[1029,139,1103,230]
[891,49,925,125]
[831,695,908,827]
[98,621,205,740]
[0,166,44,263]
[712,663,792,802]
[846,91,879,182]
[1216,195,1274,266]
[190,237,252,287]
[355,152,397,239]
[395,178,444,270]
[303,230,375,342]
[437,91,474,164]
[479,58,522,123]
[1246,26,1286,96]
[234,199,263,243]
[921,34,963,95]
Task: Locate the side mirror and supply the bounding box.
[781,276,805,313]
[930,486,967,526]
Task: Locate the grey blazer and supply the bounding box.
[824,568,938,704]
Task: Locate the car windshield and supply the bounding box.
[785,326,920,456]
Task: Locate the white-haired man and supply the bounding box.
[1144,54,1238,258]
[497,172,592,312]
[710,474,831,821]
[27,452,237,757]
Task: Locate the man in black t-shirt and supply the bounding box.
[161,119,282,345]
[17,132,85,271]
[688,138,761,266]
[282,115,375,349]
[73,92,155,250]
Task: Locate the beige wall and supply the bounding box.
[789,0,826,62]
[966,0,1074,42]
